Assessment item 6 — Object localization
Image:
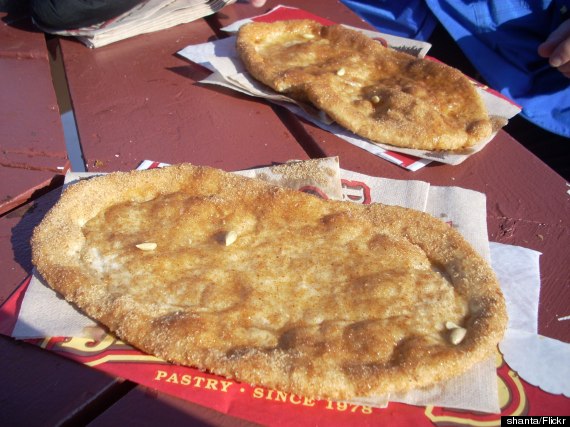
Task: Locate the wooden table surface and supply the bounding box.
[56,17,308,173]
[0,10,68,215]
[1,1,568,425]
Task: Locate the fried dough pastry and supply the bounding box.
[32,164,507,400]
[237,20,495,151]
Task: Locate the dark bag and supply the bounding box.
[30,0,144,31]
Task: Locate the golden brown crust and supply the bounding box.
[32,164,507,400]
[236,20,495,151]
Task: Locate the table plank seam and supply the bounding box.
[59,379,138,426]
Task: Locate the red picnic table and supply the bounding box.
[0,8,68,216]
[1,1,568,426]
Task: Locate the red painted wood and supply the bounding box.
[2,3,567,425]
[0,15,307,425]
[0,188,61,304]
[0,190,122,426]
[0,10,49,59]
[212,0,369,29]
[0,335,123,427]
[0,13,67,215]
[58,18,309,173]
[89,386,258,427]
[0,167,65,216]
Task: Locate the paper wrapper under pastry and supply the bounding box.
[30,162,507,405]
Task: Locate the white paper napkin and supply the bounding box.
[491,242,570,398]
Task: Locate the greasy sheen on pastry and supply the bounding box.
[236,20,496,151]
[32,164,507,400]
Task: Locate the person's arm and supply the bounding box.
[538,19,570,78]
